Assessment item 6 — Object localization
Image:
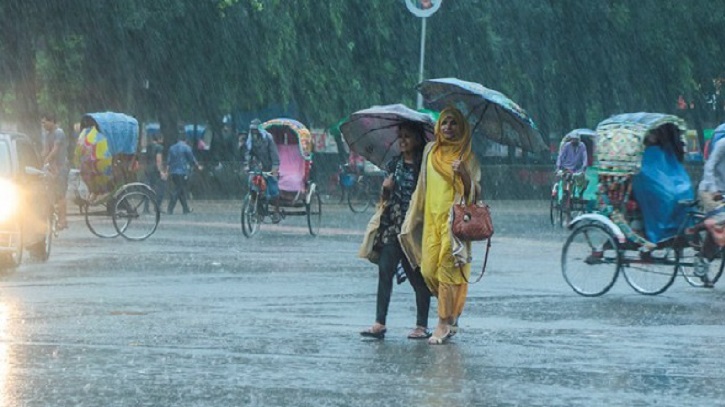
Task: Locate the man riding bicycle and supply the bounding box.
[244,118,282,222]
[556,133,588,197]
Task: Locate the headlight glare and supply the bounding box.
[0,179,19,222]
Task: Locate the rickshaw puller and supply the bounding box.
[244,119,282,222]
[556,133,588,196]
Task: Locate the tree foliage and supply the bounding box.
[0,0,723,149]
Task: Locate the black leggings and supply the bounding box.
[376,243,431,327]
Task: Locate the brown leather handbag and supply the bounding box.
[451,163,494,242]
[451,200,494,241]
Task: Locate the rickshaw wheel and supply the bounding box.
[241,192,261,238]
[561,223,620,296]
[348,177,372,213]
[549,192,557,226]
[306,186,322,236]
[85,201,120,238]
[677,231,725,288]
[113,190,160,241]
[621,246,678,295]
[561,189,573,227]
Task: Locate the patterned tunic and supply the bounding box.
[375,156,420,246]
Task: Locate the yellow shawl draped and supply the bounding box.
[430,107,473,196]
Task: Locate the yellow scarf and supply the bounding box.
[431,107,473,195]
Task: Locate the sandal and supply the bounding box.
[427,328,451,345]
[447,322,458,338]
[407,326,431,340]
[360,327,386,340]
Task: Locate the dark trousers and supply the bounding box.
[144,172,165,211]
[376,243,431,327]
[167,174,190,214]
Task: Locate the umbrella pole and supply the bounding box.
[416,18,427,110]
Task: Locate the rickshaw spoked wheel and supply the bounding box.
[241,192,262,238]
[306,185,322,236]
[561,223,621,296]
[113,189,160,241]
[348,176,372,213]
[677,230,725,288]
[620,246,678,295]
[85,199,120,238]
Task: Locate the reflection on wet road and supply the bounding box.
[0,200,723,406]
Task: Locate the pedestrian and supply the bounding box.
[144,132,167,212]
[399,106,481,345]
[166,133,202,215]
[243,118,282,222]
[41,113,70,230]
[358,121,431,340]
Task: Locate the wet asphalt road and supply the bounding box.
[1,199,724,407]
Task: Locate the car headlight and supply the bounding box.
[0,179,19,223]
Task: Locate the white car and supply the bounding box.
[0,132,54,268]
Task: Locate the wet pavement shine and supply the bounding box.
[1,200,723,406]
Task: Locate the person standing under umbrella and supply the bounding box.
[400,106,481,345]
[359,121,431,340]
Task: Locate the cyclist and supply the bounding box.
[556,133,588,197]
[243,119,281,222]
[699,127,725,248]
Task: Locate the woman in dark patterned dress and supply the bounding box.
[359,121,431,340]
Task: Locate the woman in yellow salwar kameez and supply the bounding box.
[399,106,481,344]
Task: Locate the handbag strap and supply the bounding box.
[453,152,477,204]
[459,238,492,284]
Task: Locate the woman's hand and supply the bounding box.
[382,175,394,190]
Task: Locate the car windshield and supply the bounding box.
[0,140,10,176]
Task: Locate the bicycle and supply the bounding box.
[550,169,587,227]
[348,171,384,213]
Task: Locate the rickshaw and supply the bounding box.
[74,112,160,240]
[550,129,598,227]
[561,113,723,296]
[241,118,321,237]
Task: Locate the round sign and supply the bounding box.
[405,0,442,18]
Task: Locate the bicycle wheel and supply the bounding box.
[241,192,261,237]
[113,190,160,241]
[549,192,557,226]
[561,223,620,296]
[561,189,572,227]
[85,201,119,238]
[621,247,678,295]
[678,232,725,287]
[348,179,371,213]
[306,187,322,236]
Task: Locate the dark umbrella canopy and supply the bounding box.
[417,78,546,153]
[340,104,435,167]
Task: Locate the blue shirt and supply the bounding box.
[167,141,198,176]
[557,141,588,172]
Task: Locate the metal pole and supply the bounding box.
[416,17,427,110]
